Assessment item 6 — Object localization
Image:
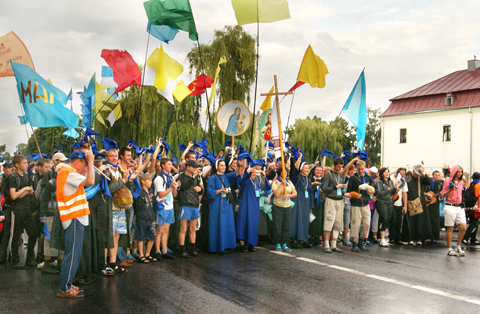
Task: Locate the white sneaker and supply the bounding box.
[447,248,459,256]
[37,262,45,269]
[455,246,465,257]
[379,239,390,247]
[51,260,58,267]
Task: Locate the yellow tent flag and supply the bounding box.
[94,78,115,112]
[206,56,227,114]
[231,0,290,26]
[259,85,274,111]
[113,103,122,120]
[146,45,183,92]
[297,45,329,88]
[172,80,192,102]
[96,112,107,127]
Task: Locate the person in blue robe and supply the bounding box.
[207,159,237,253]
[225,107,241,135]
[236,166,261,252]
[290,154,314,248]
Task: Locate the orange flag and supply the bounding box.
[0,31,35,77]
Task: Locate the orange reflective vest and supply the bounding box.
[56,166,90,222]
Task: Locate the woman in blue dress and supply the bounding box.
[290,152,314,248]
[207,159,237,254]
[236,162,262,252]
[225,107,242,135]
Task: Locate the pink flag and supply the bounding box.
[288,81,305,92]
[101,49,142,94]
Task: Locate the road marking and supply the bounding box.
[269,250,480,305]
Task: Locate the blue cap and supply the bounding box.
[101,138,118,151]
[71,151,86,160]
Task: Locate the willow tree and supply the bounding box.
[286,116,343,165]
[186,25,257,152]
[24,126,83,157]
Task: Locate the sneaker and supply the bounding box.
[416,241,422,246]
[332,247,343,253]
[447,248,459,256]
[101,266,115,276]
[57,288,84,298]
[275,243,282,251]
[282,246,292,252]
[351,247,360,252]
[408,241,414,245]
[155,252,163,261]
[361,246,370,252]
[163,252,176,259]
[461,239,468,245]
[343,240,353,247]
[37,262,45,269]
[324,248,332,253]
[366,241,373,246]
[373,238,380,244]
[379,240,390,247]
[455,246,466,257]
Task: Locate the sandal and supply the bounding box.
[101,267,114,276]
[113,265,128,273]
[146,255,157,262]
[138,256,150,263]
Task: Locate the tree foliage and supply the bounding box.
[23,126,84,157]
[364,106,382,166]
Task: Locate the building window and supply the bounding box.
[445,93,455,106]
[443,125,451,142]
[400,128,407,143]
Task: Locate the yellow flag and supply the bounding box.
[113,103,122,120]
[172,80,192,102]
[0,31,35,77]
[94,78,115,113]
[146,45,183,92]
[206,56,227,114]
[297,45,329,88]
[96,112,107,127]
[259,85,274,111]
[231,0,290,26]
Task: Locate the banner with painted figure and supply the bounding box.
[216,100,252,136]
[258,109,272,141]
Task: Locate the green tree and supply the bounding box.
[2,152,11,162]
[24,126,83,157]
[364,106,382,166]
[333,116,355,153]
[0,145,5,155]
[16,143,27,155]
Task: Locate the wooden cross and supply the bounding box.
[261,75,293,193]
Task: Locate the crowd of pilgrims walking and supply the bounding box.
[0,134,478,298]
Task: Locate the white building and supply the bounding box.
[380,59,480,178]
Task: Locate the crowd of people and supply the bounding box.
[0,133,478,298]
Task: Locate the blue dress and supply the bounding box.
[236,171,260,246]
[226,114,239,135]
[291,168,314,242]
[207,173,237,253]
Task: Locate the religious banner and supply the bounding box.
[258,109,272,141]
[216,100,252,136]
[0,31,35,77]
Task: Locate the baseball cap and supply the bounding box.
[52,152,68,162]
[70,151,86,160]
[369,166,379,174]
[185,159,201,168]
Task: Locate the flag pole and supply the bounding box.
[273,75,287,194]
[248,19,260,153]
[314,104,344,163]
[135,33,152,143]
[31,126,42,155]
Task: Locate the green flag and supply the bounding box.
[143,0,198,41]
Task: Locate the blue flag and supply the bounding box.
[342,70,367,150]
[18,115,28,125]
[147,22,179,44]
[101,66,113,77]
[11,62,79,129]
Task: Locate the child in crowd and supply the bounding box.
[134,174,157,263]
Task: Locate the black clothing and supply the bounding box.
[406,175,433,240]
[426,180,443,240]
[8,172,33,212]
[347,173,376,207]
[323,171,345,201]
[177,172,203,207]
[134,189,155,222]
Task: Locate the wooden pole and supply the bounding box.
[31,127,42,155]
[231,136,235,151]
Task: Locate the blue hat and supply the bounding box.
[101,138,118,151]
[204,154,216,166]
[177,142,187,151]
[264,142,274,150]
[251,159,266,168]
[71,151,86,160]
[171,157,179,162]
[225,137,234,147]
[237,152,253,165]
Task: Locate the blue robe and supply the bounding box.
[236,172,260,246]
[226,114,239,135]
[207,173,237,253]
[291,168,314,242]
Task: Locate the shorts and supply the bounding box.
[112,210,127,235]
[134,218,156,242]
[178,206,200,221]
[157,209,174,226]
[323,198,344,232]
[444,204,466,227]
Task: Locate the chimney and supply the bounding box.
[468,56,480,71]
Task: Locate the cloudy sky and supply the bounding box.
[1,0,479,153]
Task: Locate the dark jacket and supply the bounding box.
[177,172,203,207]
[134,189,155,222]
[376,178,396,203]
[347,173,377,207]
[322,171,345,201]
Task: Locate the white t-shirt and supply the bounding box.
[59,164,89,229]
[154,174,173,210]
[391,174,408,207]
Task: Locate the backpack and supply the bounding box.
[112,176,134,209]
[34,176,44,200]
[463,182,478,208]
[152,172,166,205]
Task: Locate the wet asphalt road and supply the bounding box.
[1,239,479,314]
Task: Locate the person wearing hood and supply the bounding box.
[441,165,466,256]
[406,164,433,246]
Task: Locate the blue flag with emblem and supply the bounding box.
[11,61,79,129]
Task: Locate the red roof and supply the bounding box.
[381,67,480,117]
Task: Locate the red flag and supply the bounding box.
[288,81,305,92]
[101,49,142,94]
[188,74,214,96]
